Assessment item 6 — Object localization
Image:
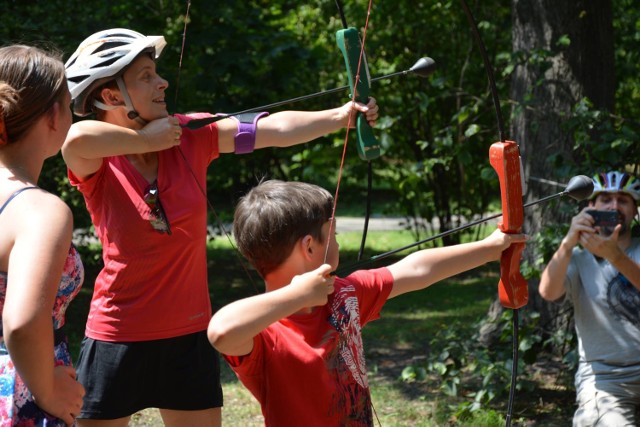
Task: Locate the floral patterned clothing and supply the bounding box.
[0,244,84,426]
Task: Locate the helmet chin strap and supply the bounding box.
[92,77,148,126]
[116,78,148,125]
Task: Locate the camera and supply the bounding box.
[586,209,619,227]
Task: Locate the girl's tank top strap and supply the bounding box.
[0,186,39,216]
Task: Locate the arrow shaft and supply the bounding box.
[334,189,567,275]
[182,67,418,129]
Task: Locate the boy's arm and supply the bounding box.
[207,265,334,356]
[61,117,182,179]
[386,228,526,299]
[216,99,379,153]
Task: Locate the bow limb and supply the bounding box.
[328,0,377,263]
[335,0,380,160]
[460,0,527,309]
[460,3,526,425]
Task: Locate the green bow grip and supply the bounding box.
[336,27,380,161]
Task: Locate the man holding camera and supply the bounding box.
[539,170,640,426]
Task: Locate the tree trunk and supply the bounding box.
[478,0,614,346]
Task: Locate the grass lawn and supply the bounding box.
[66,229,575,426]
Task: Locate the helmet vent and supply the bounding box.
[91,57,120,69]
[68,75,89,84]
[93,41,128,55]
[620,174,631,188]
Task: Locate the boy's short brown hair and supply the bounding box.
[233,180,334,278]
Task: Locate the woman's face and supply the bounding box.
[122,55,169,121]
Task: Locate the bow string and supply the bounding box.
[326,2,383,424]
[172,0,261,292]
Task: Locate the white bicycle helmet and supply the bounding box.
[591,171,640,201]
[65,28,166,117]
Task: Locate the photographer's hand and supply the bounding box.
[580,224,623,260]
[581,224,640,291]
[564,208,598,249]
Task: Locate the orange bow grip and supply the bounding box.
[489,140,528,309]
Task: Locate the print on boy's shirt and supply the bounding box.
[326,284,373,425]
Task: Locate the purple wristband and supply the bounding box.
[233,112,269,154]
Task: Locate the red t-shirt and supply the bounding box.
[69,113,219,341]
[225,267,394,426]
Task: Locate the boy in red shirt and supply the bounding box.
[208,179,526,426]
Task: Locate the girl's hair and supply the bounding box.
[0,44,67,144]
[233,180,334,278]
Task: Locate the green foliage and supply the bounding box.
[405,307,573,422]
[4,3,635,423]
[1,0,637,234]
[565,98,639,171]
[3,0,637,240]
[533,0,640,179]
[371,1,514,243]
[0,0,519,237]
[521,223,568,279]
[613,0,640,128]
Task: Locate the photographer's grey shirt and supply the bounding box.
[564,238,640,399]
